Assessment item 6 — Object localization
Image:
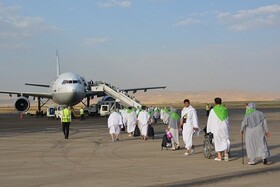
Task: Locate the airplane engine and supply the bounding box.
[15,97,30,112]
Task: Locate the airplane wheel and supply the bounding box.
[84,111,89,117]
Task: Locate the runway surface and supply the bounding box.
[0,108,279,187]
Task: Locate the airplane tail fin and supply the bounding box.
[56,49,61,77]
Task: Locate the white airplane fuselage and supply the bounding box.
[51,72,86,106]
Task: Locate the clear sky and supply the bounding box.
[0,0,280,93]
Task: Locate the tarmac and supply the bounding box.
[0,108,279,187]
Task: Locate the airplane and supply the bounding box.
[0,51,166,113]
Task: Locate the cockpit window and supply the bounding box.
[62,80,81,84]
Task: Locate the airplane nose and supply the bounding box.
[67,86,85,105]
[70,85,79,93]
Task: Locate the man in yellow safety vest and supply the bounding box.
[61,106,72,139]
[80,107,85,120]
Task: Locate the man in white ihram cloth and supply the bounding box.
[126,107,137,137]
[108,109,123,142]
[241,103,270,165]
[180,99,199,156]
[207,97,230,161]
[137,106,150,140]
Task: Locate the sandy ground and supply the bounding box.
[0,108,279,187]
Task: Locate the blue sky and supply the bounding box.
[0,0,280,93]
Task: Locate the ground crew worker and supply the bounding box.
[80,107,85,120]
[61,106,72,139]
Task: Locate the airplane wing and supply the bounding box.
[123,86,166,93]
[25,83,50,88]
[0,91,52,99]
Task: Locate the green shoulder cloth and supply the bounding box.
[170,111,180,120]
[245,108,256,115]
[213,105,228,121]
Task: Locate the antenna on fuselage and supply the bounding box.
[56,49,61,77]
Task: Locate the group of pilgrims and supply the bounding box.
[108,106,162,141]
[107,97,270,165]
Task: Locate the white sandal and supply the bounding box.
[214,158,222,161]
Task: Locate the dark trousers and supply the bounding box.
[80,114,85,120]
[62,122,70,139]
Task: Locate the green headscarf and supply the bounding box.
[163,107,170,114]
[213,105,228,121]
[245,103,256,115]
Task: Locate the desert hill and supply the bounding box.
[134,90,280,105]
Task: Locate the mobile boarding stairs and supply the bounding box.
[91,84,142,108]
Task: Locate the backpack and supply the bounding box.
[161,134,172,150]
[147,125,154,139]
[133,125,141,137]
